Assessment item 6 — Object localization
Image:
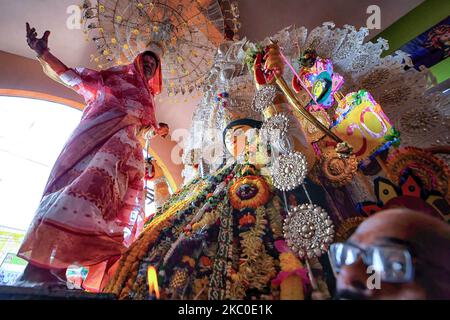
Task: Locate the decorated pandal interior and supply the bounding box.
[8,1,450,300]
[105,26,450,299]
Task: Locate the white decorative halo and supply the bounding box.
[261,113,290,141]
[81,0,242,95]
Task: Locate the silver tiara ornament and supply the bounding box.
[251,85,278,113]
[271,151,308,191]
[283,203,335,259]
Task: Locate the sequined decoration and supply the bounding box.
[398,106,443,140]
[251,85,278,113]
[386,147,450,200]
[261,113,290,141]
[320,149,358,187]
[271,151,308,191]
[379,87,411,106]
[283,204,334,259]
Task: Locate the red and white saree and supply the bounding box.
[18,52,162,291]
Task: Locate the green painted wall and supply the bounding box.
[429,56,450,83]
[374,0,450,83]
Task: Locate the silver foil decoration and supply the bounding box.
[261,113,290,141]
[283,203,335,259]
[251,85,278,113]
[271,151,308,191]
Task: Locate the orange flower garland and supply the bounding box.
[105,180,208,296]
[238,213,256,227]
[228,175,271,210]
[200,256,212,267]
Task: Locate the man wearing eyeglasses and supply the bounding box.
[329,208,450,300]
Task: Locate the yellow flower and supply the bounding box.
[279,252,303,272]
[182,256,195,268]
[193,277,208,296]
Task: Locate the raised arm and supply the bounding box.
[26,22,68,75]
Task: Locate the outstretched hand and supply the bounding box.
[26,22,50,56]
[263,43,284,84]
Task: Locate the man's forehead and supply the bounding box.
[350,216,411,246]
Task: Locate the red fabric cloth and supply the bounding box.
[18,52,161,286]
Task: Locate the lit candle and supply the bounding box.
[147,266,160,299]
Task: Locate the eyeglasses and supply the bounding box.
[329,242,414,283]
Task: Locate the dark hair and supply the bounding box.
[222,118,262,146]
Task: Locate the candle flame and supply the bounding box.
[147,266,160,299]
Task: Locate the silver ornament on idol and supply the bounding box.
[283,203,335,259]
[261,113,290,141]
[251,85,278,113]
[271,151,308,191]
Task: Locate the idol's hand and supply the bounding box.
[253,53,267,85]
[263,44,284,84]
[26,22,50,56]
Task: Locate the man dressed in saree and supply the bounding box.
[16,23,169,292]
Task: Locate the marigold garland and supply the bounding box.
[228,175,271,210]
[105,179,209,295]
[230,207,276,299]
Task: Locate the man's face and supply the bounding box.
[143,54,157,80]
[334,214,427,300]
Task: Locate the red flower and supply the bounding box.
[239,213,256,227]
[200,256,212,267]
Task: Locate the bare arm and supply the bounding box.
[26,22,68,74]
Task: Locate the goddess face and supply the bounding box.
[224,124,255,159]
